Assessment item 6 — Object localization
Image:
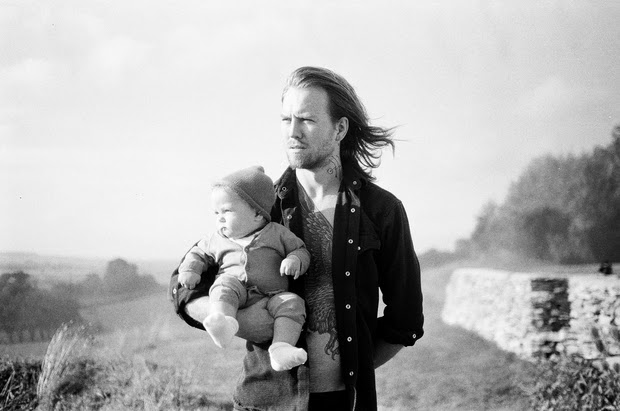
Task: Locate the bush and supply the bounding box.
[0,357,40,410]
[531,355,620,411]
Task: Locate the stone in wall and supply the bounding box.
[565,276,620,358]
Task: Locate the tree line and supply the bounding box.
[0,258,162,344]
[459,125,620,264]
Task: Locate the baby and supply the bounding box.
[178,166,310,371]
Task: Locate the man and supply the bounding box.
[170,66,424,411]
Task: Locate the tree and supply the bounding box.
[468,124,620,264]
[0,272,35,339]
[103,258,139,294]
[81,273,104,296]
[520,207,571,262]
[0,272,82,342]
[579,141,620,261]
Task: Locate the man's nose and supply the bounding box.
[286,118,302,140]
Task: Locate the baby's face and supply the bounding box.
[211,187,262,239]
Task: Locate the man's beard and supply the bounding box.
[287,149,332,171]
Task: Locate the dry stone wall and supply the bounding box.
[441,268,620,359]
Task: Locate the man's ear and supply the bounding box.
[335,117,349,142]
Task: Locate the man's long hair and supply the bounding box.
[282,66,395,181]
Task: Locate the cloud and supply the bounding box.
[514,76,579,118]
[0,58,60,108]
[2,57,55,85]
[2,1,619,258]
[85,35,150,86]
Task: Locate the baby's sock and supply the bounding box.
[268,342,307,371]
[202,312,239,348]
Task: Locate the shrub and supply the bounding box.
[530,355,620,411]
[0,357,40,410]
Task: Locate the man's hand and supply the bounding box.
[179,271,201,289]
[280,255,302,279]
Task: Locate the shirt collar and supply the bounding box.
[275,167,366,199]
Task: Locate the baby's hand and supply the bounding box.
[179,271,201,289]
[280,255,302,280]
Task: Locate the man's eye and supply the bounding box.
[281,117,291,122]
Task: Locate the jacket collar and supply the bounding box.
[275,167,366,199]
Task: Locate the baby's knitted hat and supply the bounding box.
[214,166,275,222]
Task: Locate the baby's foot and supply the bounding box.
[203,312,238,348]
[268,342,307,371]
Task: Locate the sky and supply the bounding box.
[1,1,619,261]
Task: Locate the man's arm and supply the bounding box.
[184,296,275,343]
[377,201,424,348]
[170,245,275,343]
[373,339,403,369]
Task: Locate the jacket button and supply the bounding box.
[287,215,292,220]
[349,371,354,376]
[345,271,350,276]
[347,336,352,342]
[350,207,356,213]
[412,333,417,339]
[348,239,353,244]
[345,304,351,309]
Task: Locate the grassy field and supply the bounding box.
[1,262,539,410]
[375,262,536,410]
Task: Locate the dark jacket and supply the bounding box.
[169,167,424,410]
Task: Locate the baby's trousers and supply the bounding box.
[209,274,306,326]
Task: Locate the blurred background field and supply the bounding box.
[1,260,541,410]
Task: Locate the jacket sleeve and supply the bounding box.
[168,239,218,330]
[376,201,424,346]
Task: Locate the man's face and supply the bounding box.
[280,86,342,171]
[211,187,261,239]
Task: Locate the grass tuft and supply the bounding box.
[29,322,229,410]
[36,322,93,409]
